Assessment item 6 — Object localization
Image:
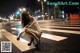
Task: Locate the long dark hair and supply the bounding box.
[21,11,31,27]
[21,12,30,19]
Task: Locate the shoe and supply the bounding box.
[17,37,20,41]
[28,38,34,46]
[27,43,31,46]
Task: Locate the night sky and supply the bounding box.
[0,0,27,17]
[0,0,80,17]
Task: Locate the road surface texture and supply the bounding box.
[0,20,80,53]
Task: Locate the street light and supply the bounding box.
[44,0,46,2]
[38,0,46,2]
[0,16,1,19]
[16,7,26,16]
[38,0,46,20]
[19,7,26,12]
[19,8,22,11]
[22,8,26,12]
[38,0,40,1]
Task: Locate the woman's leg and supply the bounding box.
[25,29,34,46]
[25,28,42,47]
[27,31,40,47]
[27,37,34,46]
[30,32,42,47]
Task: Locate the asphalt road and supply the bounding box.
[0,20,80,53]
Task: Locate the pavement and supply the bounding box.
[0,20,80,53]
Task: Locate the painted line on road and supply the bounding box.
[1,29,68,52]
[40,24,80,27]
[11,27,80,35]
[40,26,80,29]
[11,27,68,41]
[41,33,68,41]
[41,28,80,35]
[11,28,18,30]
[1,29,35,52]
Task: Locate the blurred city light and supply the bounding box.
[42,15,44,17]
[54,4,57,7]
[18,7,26,12]
[38,0,46,2]
[44,0,46,2]
[16,7,26,16]
[62,11,64,14]
[62,11,64,18]
[37,0,47,20]
[45,13,47,15]
[1,18,9,21]
[22,8,26,12]
[62,15,64,18]
[16,10,21,15]
[19,8,22,11]
[9,15,14,20]
[0,16,1,19]
[38,15,41,18]
[38,0,40,2]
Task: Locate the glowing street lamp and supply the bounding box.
[44,0,46,2]
[0,16,2,19]
[38,0,40,2]
[19,8,22,11]
[62,11,64,18]
[18,7,26,13]
[22,8,26,12]
[38,0,46,2]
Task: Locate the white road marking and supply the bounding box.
[41,28,80,35]
[41,33,68,41]
[11,28,68,41]
[2,29,35,52]
[11,28,17,30]
[40,26,80,29]
[40,24,80,27]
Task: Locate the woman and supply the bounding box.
[17,10,42,47]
